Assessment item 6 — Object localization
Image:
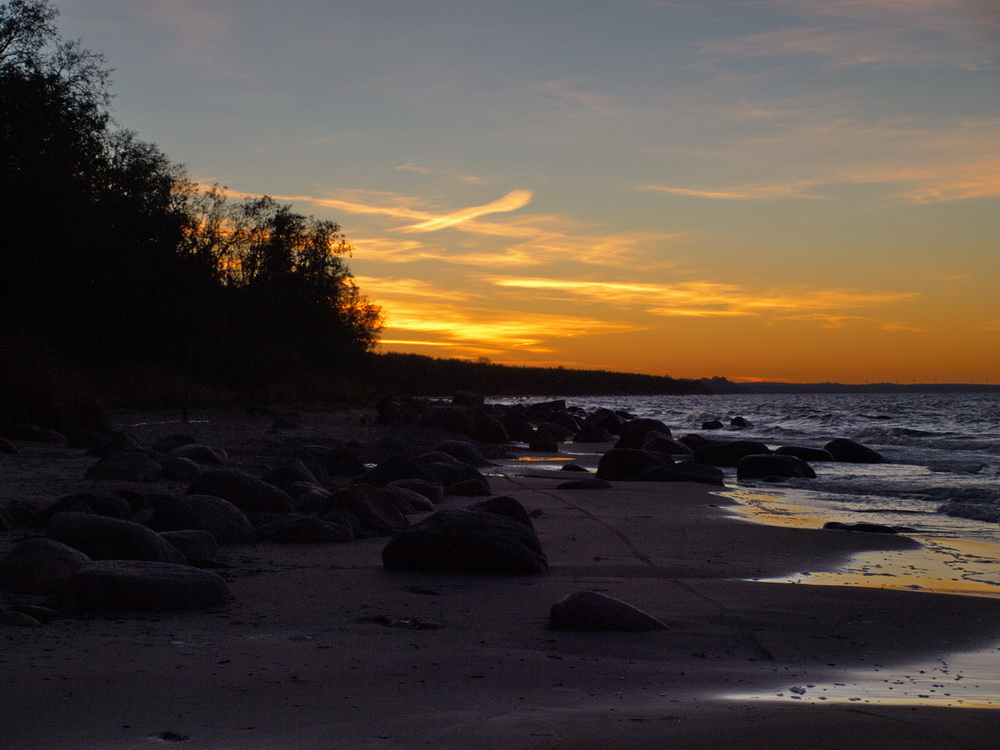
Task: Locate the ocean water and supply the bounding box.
[500,392,1000,706]
[498,392,1000,596]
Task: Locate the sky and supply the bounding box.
[52,0,1000,384]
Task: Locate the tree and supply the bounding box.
[1,0,382,391]
[178,186,383,379]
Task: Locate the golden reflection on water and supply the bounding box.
[722,490,1000,707]
[724,489,1000,599]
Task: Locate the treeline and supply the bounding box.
[363,353,709,397]
[699,377,999,394]
[0,1,381,408]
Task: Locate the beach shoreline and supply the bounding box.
[3,406,1000,748]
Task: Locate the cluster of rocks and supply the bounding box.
[0,410,555,621]
[1,395,892,625]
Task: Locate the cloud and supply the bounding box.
[641,115,1000,204]
[399,190,535,233]
[701,2,998,70]
[357,277,644,353]
[641,182,824,200]
[485,276,920,321]
[276,188,685,268]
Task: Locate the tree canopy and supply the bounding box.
[0,0,381,391]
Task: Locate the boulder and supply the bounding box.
[536,422,575,442]
[0,538,91,594]
[352,456,440,488]
[775,445,834,462]
[434,440,492,467]
[548,591,669,632]
[701,419,724,430]
[384,485,435,512]
[292,488,334,515]
[58,560,229,613]
[472,412,509,444]
[146,494,258,545]
[47,513,187,564]
[85,450,163,482]
[256,515,353,543]
[418,407,476,435]
[151,434,196,455]
[261,460,318,493]
[387,479,445,505]
[159,530,218,566]
[616,418,672,449]
[85,430,143,456]
[467,496,536,531]
[527,439,560,453]
[824,438,884,463]
[326,446,366,477]
[382,508,548,575]
[186,469,293,514]
[642,433,694,458]
[328,485,409,535]
[736,454,816,480]
[500,414,535,442]
[40,491,133,522]
[596,449,668,481]
[159,457,202,482]
[730,416,754,429]
[573,425,615,443]
[636,462,726,486]
[426,460,491,492]
[693,440,771,467]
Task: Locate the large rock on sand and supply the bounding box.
[186,469,293,514]
[328,485,409,535]
[548,591,669,632]
[382,506,547,575]
[58,560,229,613]
[596,449,667,481]
[146,494,257,544]
[47,512,187,564]
[0,538,91,594]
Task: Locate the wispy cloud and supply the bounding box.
[701,1,998,70]
[641,181,824,200]
[642,115,1000,203]
[485,276,920,323]
[399,190,534,232]
[275,189,686,268]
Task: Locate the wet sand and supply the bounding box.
[3,408,1000,748]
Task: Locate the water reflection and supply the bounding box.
[728,645,1000,707]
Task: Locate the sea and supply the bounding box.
[497,391,1000,706]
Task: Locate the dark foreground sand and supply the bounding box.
[3,408,1000,748]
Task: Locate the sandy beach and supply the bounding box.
[3,406,1000,749]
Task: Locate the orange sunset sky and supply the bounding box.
[56,1,1000,383]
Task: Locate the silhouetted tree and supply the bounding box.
[1,0,382,393]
